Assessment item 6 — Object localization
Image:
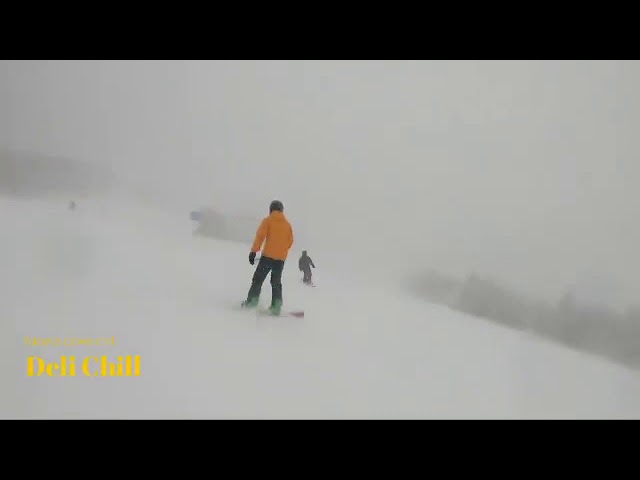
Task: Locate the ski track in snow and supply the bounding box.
[1,196,640,419]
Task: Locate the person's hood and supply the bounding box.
[269,211,287,222]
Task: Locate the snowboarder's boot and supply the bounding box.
[241,297,259,309]
[268,299,282,316]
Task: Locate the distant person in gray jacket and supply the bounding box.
[298,250,315,285]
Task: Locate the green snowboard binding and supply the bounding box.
[241,297,259,309]
[268,300,282,316]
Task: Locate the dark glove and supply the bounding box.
[249,252,256,265]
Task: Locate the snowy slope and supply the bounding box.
[1,196,640,419]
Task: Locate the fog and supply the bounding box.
[2,60,639,307]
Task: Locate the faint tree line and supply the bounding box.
[189,206,259,245]
[0,148,114,200]
[405,269,640,369]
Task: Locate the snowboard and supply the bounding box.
[257,307,304,318]
[234,303,304,318]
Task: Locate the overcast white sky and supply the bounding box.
[2,60,639,306]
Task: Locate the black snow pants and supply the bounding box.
[302,267,312,284]
[246,256,285,307]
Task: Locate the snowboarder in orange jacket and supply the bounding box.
[241,200,293,315]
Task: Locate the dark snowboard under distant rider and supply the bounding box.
[299,250,315,285]
[241,200,294,316]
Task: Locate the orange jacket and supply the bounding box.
[251,210,294,261]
